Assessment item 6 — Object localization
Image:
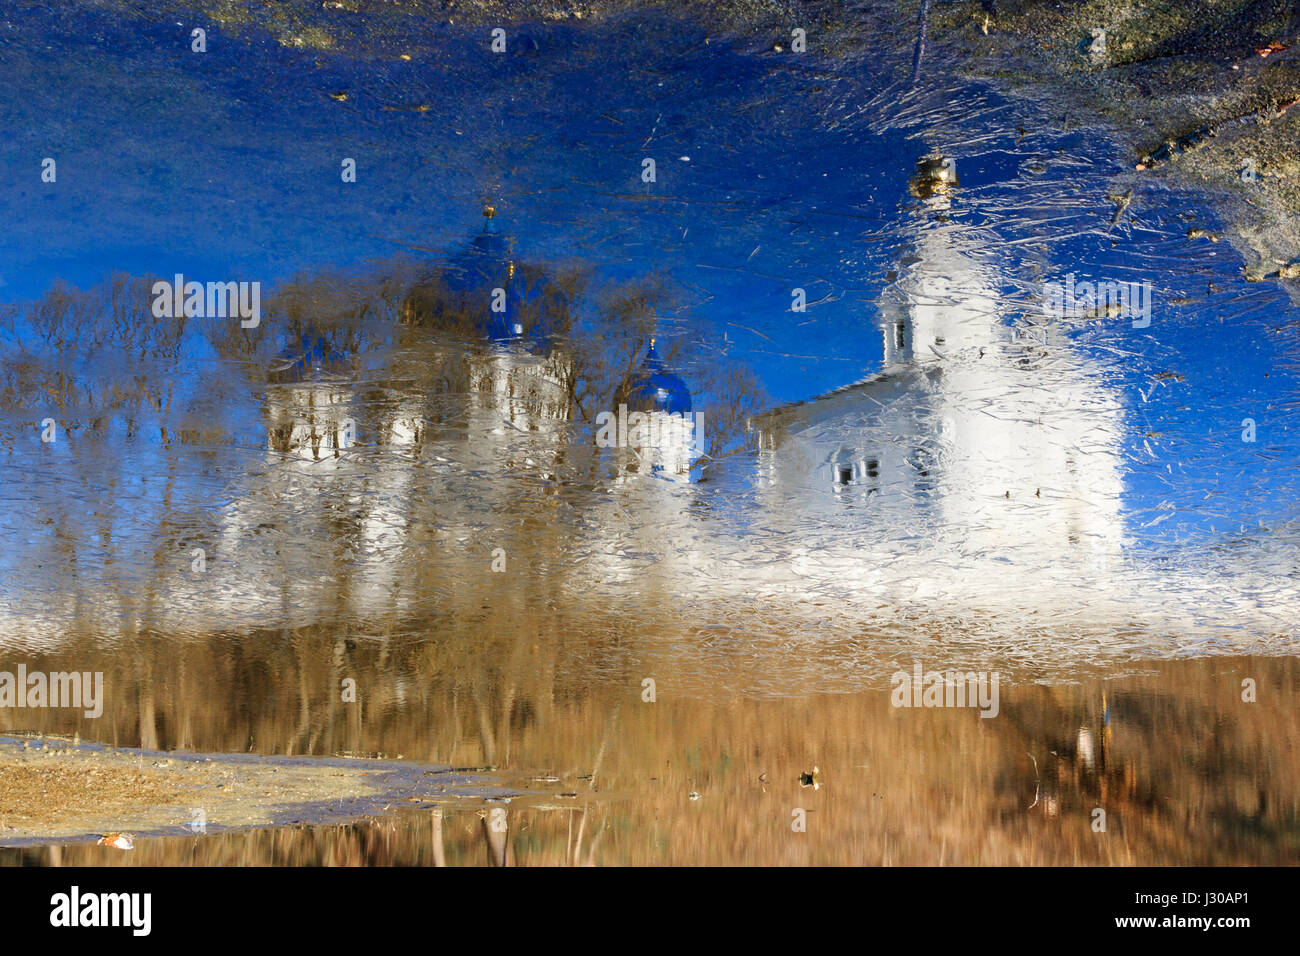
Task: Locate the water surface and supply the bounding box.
[0,3,1297,864]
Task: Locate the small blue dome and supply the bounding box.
[470,214,508,257]
[625,340,691,414]
[446,207,565,353]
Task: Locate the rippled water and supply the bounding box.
[1,4,1297,864]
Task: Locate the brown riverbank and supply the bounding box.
[2,642,1296,865]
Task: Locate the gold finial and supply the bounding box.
[483,204,496,219]
[649,336,657,349]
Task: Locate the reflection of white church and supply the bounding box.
[439,206,573,473]
[742,212,1127,613]
[5,195,1299,655]
[211,370,415,623]
[207,210,577,626]
[567,164,1133,619]
[457,346,571,480]
[749,217,1126,603]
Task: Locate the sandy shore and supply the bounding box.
[0,735,505,846]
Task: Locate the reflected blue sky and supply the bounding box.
[1,3,1298,656]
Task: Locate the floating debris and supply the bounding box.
[799,766,822,790]
[1136,126,1214,170]
[1107,188,1133,228]
[97,832,134,850]
[909,155,959,200]
[1244,260,1300,281]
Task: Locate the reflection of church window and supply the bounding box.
[1065,456,1084,548]
[895,321,906,351]
[1011,340,1041,369]
[829,446,854,487]
[828,452,881,492]
[910,445,936,495]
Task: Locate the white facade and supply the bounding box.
[746,219,1128,614]
[609,409,701,484]
[202,342,573,629]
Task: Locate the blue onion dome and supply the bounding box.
[470,206,508,258]
[625,338,692,414]
[443,205,512,297]
[439,205,569,353]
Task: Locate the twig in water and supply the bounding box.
[910,0,933,88]
[1027,753,1040,810]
